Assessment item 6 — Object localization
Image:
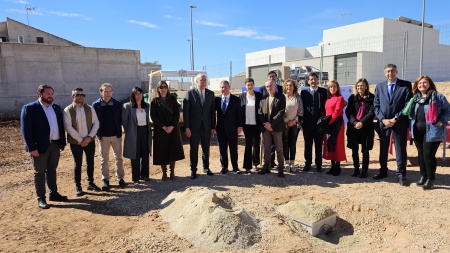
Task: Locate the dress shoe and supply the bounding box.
[206,169,214,176]
[190,172,197,179]
[49,192,68,202]
[87,183,101,191]
[221,168,229,174]
[232,169,242,174]
[302,165,311,172]
[133,180,140,184]
[416,176,427,185]
[399,177,410,186]
[277,166,285,178]
[350,168,360,177]
[38,198,50,209]
[422,179,435,189]
[316,167,323,173]
[144,177,151,181]
[119,179,127,188]
[102,180,110,191]
[373,172,388,180]
[245,169,251,174]
[359,170,368,178]
[332,167,341,176]
[75,186,83,196]
[258,164,271,175]
[270,162,277,169]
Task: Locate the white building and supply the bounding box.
[246,17,450,86]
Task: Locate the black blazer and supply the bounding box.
[20,100,66,153]
[259,84,283,96]
[300,87,327,126]
[215,94,243,134]
[258,92,286,132]
[345,93,375,150]
[239,91,262,126]
[374,79,412,130]
[183,88,216,131]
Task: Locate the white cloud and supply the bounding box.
[8,8,43,15]
[196,20,227,27]
[164,15,181,20]
[6,0,30,4]
[50,11,80,17]
[219,27,284,41]
[128,20,159,29]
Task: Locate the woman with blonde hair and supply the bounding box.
[150,81,185,181]
[323,80,346,176]
[345,78,375,178]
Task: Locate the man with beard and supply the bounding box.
[21,85,68,209]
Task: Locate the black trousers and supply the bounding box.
[243,124,261,169]
[413,128,441,180]
[131,126,149,182]
[302,124,324,167]
[351,145,369,170]
[32,142,60,199]
[189,126,211,172]
[378,127,407,177]
[70,141,95,187]
[283,125,300,160]
[217,130,239,170]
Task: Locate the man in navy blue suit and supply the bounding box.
[373,64,412,186]
[215,80,243,174]
[21,85,68,209]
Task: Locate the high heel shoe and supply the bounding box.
[416,176,427,186]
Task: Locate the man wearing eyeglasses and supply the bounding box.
[183,73,216,179]
[63,88,100,196]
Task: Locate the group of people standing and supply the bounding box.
[21,64,450,209]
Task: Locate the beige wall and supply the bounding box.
[0,43,141,118]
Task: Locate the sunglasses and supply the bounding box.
[159,86,168,89]
[75,94,86,97]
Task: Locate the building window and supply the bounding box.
[36,37,44,43]
[18,36,24,43]
[0,37,6,42]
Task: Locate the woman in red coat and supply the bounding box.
[323,80,346,176]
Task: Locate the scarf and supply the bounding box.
[406,90,438,123]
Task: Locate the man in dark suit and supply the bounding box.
[300,73,327,172]
[21,85,68,209]
[259,71,283,168]
[215,80,243,174]
[183,73,216,179]
[373,64,412,186]
[240,78,263,173]
[258,79,286,178]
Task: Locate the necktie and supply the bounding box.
[222,97,227,113]
[388,83,393,100]
[199,90,204,105]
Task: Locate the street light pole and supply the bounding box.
[319,41,324,85]
[186,39,192,70]
[189,5,197,71]
[419,0,426,75]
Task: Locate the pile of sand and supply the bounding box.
[278,199,336,223]
[159,187,261,250]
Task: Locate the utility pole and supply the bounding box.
[25,5,36,43]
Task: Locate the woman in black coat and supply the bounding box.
[345,78,375,178]
[150,81,185,180]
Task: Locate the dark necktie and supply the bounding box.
[313,90,319,117]
[388,83,393,100]
[222,97,227,113]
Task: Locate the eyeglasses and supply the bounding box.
[159,86,168,89]
[75,94,86,97]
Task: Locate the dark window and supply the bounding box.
[36,37,44,43]
[0,37,6,42]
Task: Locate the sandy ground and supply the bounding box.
[1,83,450,253]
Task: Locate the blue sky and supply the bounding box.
[2,0,450,77]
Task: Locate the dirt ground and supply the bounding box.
[1,83,450,253]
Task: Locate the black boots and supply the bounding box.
[422,179,435,189]
[417,176,427,185]
[161,165,168,181]
[359,169,368,178]
[350,168,360,177]
[327,161,341,176]
[169,162,175,180]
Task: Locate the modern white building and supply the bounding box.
[246,17,450,86]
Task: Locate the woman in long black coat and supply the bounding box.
[150,80,185,180]
[345,78,375,178]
